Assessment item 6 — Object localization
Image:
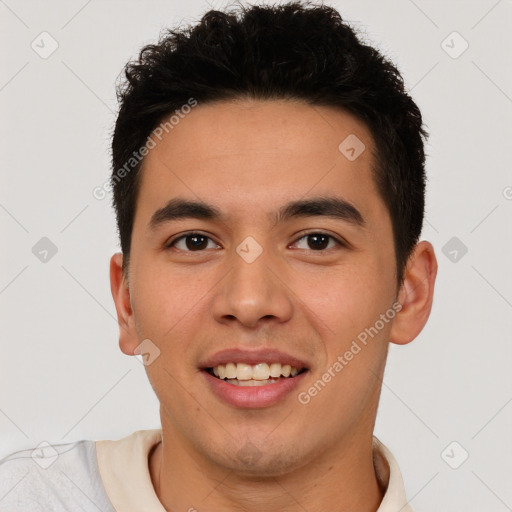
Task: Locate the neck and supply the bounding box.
[149,419,384,512]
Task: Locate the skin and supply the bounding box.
[110,98,437,512]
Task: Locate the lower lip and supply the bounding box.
[201,369,308,408]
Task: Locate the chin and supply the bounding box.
[206,439,313,478]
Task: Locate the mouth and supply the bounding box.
[200,358,309,408]
[199,348,310,408]
[205,362,308,387]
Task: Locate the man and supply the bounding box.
[0,1,437,511]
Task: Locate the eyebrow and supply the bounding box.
[148,196,365,231]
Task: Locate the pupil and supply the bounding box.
[308,234,329,250]
[186,235,208,250]
[184,234,329,251]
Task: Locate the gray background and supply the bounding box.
[1,0,511,510]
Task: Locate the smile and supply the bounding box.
[208,362,305,385]
[202,365,308,408]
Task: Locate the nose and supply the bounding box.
[210,244,294,329]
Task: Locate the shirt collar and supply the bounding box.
[96,429,413,512]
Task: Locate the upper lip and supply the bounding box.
[199,348,309,370]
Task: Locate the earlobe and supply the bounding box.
[390,241,438,345]
[109,253,139,355]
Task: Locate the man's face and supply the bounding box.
[122,99,399,474]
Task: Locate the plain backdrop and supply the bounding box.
[1,1,511,510]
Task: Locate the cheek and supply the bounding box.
[132,260,201,319]
[294,257,393,341]
[129,261,212,367]
[294,265,393,420]
[131,265,205,399]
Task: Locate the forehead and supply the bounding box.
[134,99,383,227]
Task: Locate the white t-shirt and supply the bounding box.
[0,429,413,511]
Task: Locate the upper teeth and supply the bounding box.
[212,363,301,380]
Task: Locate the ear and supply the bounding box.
[109,252,139,355]
[390,241,438,345]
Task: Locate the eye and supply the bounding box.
[166,231,345,253]
[292,232,344,251]
[166,232,220,252]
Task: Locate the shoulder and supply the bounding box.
[0,438,115,512]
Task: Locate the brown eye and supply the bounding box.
[293,232,342,251]
[167,233,219,251]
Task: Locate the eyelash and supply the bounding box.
[165,231,346,252]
